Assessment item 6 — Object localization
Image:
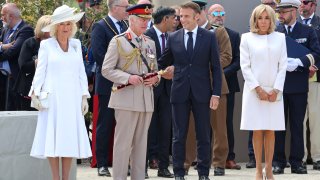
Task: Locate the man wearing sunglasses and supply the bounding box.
[298,0,320,171]
[272,0,320,175]
[183,0,231,177]
[208,3,242,172]
[261,0,277,9]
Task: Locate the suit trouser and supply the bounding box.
[248,131,255,160]
[273,93,307,169]
[303,82,320,162]
[211,95,228,168]
[226,92,236,161]
[172,97,211,177]
[96,94,115,168]
[185,95,228,169]
[147,89,172,169]
[113,110,152,180]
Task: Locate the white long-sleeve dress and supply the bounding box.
[29,38,92,159]
[240,32,287,130]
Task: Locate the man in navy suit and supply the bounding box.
[298,0,320,170]
[159,2,221,180]
[144,6,176,178]
[91,0,129,176]
[0,3,34,110]
[273,0,320,175]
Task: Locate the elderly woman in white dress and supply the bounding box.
[29,5,92,180]
[240,4,287,180]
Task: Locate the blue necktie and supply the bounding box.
[304,18,311,25]
[4,29,14,43]
[187,32,193,57]
[116,21,125,34]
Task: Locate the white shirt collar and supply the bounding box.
[300,12,315,21]
[108,14,119,25]
[285,21,297,32]
[184,26,198,36]
[12,20,22,31]
[153,25,164,38]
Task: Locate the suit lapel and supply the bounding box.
[106,16,120,35]
[149,28,161,58]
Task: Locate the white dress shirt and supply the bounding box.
[184,26,198,50]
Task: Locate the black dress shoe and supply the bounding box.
[199,175,210,180]
[174,176,185,180]
[291,165,307,174]
[158,168,174,178]
[145,171,149,179]
[246,159,256,168]
[214,167,225,176]
[313,161,320,170]
[273,166,284,175]
[97,166,111,177]
[127,166,131,176]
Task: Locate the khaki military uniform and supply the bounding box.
[102,27,157,180]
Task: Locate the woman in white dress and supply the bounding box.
[240,4,287,180]
[29,5,92,180]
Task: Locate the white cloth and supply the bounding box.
[29,38,92,159]
[240,32,287,130]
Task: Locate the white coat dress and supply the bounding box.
[240,32,287,131]
[29,38,92,159]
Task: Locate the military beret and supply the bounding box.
[126,4,153,19]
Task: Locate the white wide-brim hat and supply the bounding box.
[42,5,84,32]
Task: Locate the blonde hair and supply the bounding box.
[250,4,276,34]
[34,15,51,39]
[49,21,78,38]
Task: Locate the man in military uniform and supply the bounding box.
[298,0,320,170]
[91,0,129,176]
[102,4,160,180]
[208,3,242,171]
[273,0,320,175]
[184,0,231,177]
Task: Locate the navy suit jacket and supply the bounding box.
[145,27,171,96]
[159,27,221,103]
[0,21,34,79]
[276,22,320,93]
[224,27,240,93]
[298,15,320,82]
[91,16,128,95]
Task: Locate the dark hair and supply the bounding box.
[180,2,201,14]
[152,6,176,24]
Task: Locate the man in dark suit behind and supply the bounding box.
[144,6,176,178]
[273,0,320,175]
[91,0,129,177]
[159,2,221,180]
[0,3,34,110]
[298,0,320,170]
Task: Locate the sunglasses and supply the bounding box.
[301,1,313,5]
[212,11,225,17]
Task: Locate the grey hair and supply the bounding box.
[3,3,21,18]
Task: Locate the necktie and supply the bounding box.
[4,29,14,43]
[160,33,166,54]
[304,18,311,25]
[287,26,292,36]
[116,21,124,34]
[187,32,193,57]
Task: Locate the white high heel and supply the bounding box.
[263,168,274,180]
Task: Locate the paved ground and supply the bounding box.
[77,160,320,180]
